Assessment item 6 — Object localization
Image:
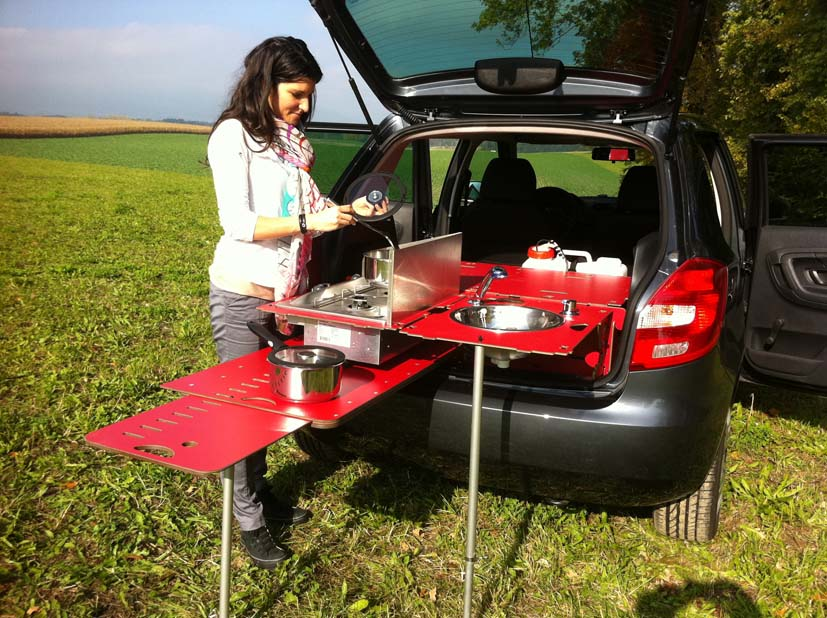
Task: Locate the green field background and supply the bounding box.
[1,135,825,616]
[0,134,624,199]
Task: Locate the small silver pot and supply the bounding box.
[247,321,345,403]
[362,248,392,286]
[267,345,345,403]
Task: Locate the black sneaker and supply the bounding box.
[239,526,288,569]
[258,489,312,525]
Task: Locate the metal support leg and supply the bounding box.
[219,467,234,618]
[463,345,486,618]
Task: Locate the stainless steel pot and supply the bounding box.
[267,345,345,403]
[361,248,392,286]
[247,321,345,403]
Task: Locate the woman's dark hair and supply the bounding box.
[212,36,323,149]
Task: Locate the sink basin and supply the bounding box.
[451,304,564,331]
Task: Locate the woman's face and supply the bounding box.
[270,78,316,126]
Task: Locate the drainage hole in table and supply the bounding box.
[228,387,247,394]
[181,441,198,448]
[134,444,174,458]
[240,383,259,389]
[252,378,268,384]
[123,431,144,439]
[569,323,588,331]
[187,406,208,412]
[139,424,162,432]
[172,412,193,418]
[156,418,178,425]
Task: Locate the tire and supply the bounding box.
[292,427,350,463]
[652,422,729,542]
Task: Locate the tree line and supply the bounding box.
[474,0,826,178]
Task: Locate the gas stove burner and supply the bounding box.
[347,294,377,313]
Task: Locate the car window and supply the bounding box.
[764,144,827,226]
[468,141,497,182]
[699,136,743,255]
[517,144,631,197]
[430,138,458,210]
[689,142,733,258]
[306,128,370,194]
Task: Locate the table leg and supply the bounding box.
[463,345,486,618]
[219,467,234,618]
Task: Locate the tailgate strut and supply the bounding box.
[327,31,380,143]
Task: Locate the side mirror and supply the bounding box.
[468,181,481,201]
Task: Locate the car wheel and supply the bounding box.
[292,427,350,463]
[652,421,729,542]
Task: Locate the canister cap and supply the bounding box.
[527,242,556,260]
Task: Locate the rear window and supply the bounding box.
[346,0,680,80]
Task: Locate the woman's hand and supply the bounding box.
[351,195,390,218]
[307,204,355,232]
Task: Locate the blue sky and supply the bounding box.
[0,0,385,123]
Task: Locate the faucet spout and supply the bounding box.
[470,266,508,306]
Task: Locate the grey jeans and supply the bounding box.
[209,283,279,531]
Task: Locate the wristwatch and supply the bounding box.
[298,213,308,234]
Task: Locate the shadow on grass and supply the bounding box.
[343,455,457,522]
[735,382,827,430]
[476,503,535,617]
[634,579,762,617]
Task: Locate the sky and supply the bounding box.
[0,0,386,123]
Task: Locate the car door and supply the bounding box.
[742,134,827,392]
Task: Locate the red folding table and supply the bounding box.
[86,340,456,618]
[85,263,629,617]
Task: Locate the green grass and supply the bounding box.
[1,140,826,617]
[0,133,364,194]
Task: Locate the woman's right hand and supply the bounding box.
[307,205,355,232]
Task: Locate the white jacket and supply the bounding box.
[207,118,305,299]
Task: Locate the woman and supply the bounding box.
[207,36,365,569]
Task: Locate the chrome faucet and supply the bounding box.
[469,266,508,306]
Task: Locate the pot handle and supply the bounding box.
[246,320,284,350]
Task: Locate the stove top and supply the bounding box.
[282,277,389,322]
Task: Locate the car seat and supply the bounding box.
[460,158,552,263]
[593,165,660,266]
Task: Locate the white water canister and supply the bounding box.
[575,256,628,277]
[522,240,568,271]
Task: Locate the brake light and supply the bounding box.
[630,258,728,370]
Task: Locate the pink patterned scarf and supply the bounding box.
[272,118,327,300]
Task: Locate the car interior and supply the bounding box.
[320,129,662,305]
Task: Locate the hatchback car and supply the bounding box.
[296,0,827,541]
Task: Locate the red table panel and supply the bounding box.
[162,339,458,428]
[460,261,630,308]
[85,396,308,475]
[400,296,623,356]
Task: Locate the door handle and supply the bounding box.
[811,269,827,286]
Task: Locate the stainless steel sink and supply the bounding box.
[451,304,564,331]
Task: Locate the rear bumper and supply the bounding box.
[412,351,735,506]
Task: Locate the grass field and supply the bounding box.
[0,131,826,617]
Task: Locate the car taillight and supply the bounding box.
[630,258,728,370]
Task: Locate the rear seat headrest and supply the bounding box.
[479,158,537,201]
[617,165,659,214]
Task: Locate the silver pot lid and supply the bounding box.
[269,346,346,368]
